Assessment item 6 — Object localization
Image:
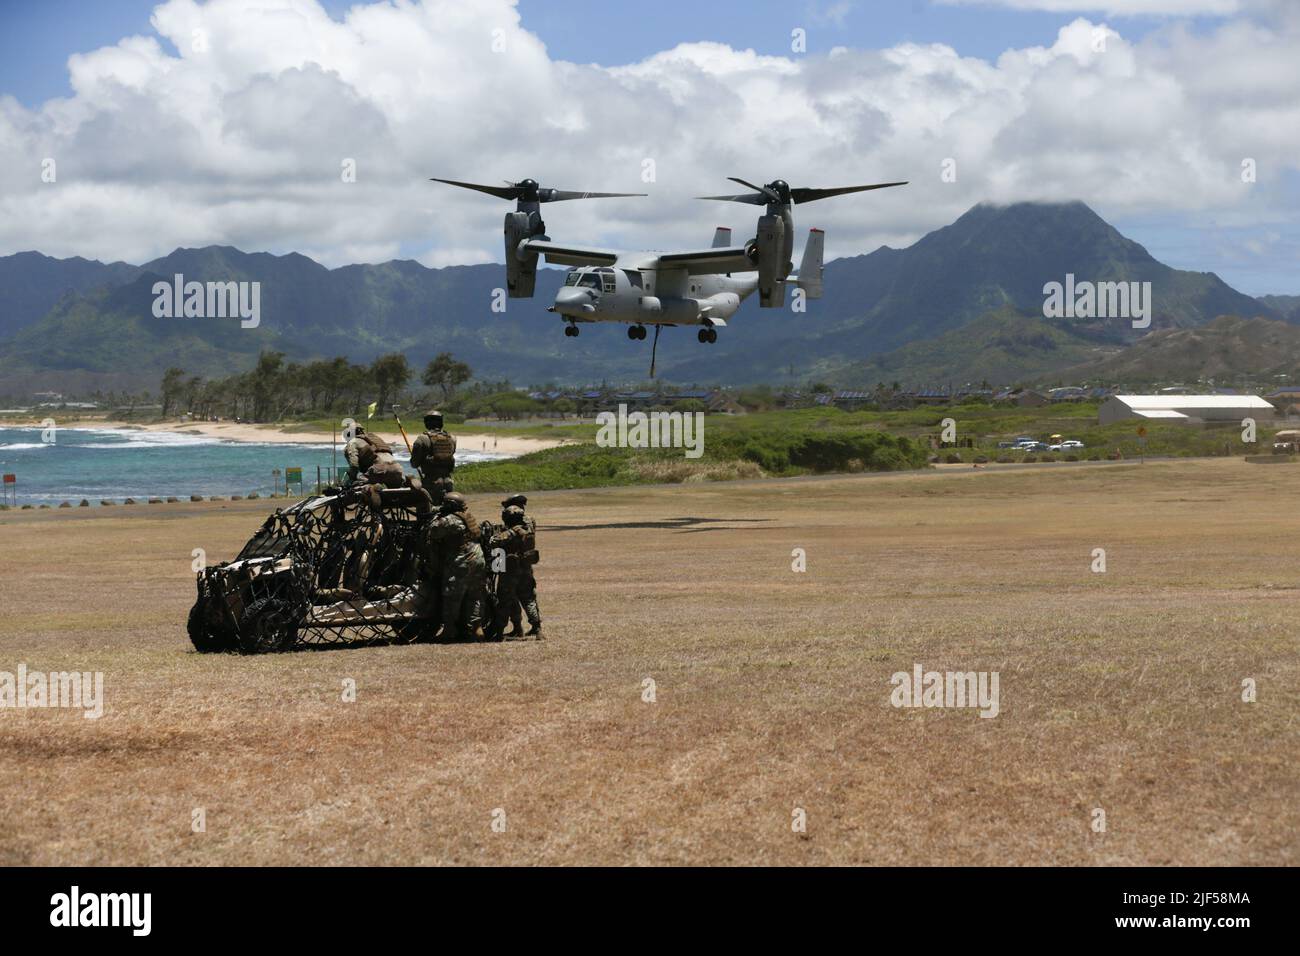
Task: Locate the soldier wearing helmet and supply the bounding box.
[409,409,457,504]
[422,492,486,641]
[490,493,542,640]
[344,424,406,489]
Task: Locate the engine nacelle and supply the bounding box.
[503,210,539,298]
[751,213,786,308]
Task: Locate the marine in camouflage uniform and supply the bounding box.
[499,493,542,639]
[343,425,406,489]
[488,506,534,641]
[409,410,457,505]
[422,492,485,641]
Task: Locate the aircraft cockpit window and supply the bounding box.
[601,273,617,293]
[564,272,581,286]
[576,273,602,289]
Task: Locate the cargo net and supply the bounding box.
[197,487,437,653]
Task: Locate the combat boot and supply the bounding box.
[525,622,543,641]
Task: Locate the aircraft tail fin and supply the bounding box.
[711,226,732,249]
[791,228,824,298]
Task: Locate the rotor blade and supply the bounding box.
[789,182,908,204]
[541,189,647,202]
[430,178,522,200]
[730,176,783,202]
[695,192,768,205]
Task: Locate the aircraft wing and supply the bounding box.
[521,240,619,267]
[654,246,753,275]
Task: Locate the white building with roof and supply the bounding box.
[1098,394,1275,425]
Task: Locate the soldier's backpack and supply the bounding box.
[428,430,455,462]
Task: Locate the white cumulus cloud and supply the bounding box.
[0,0,1295,283]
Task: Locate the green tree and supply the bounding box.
[159,367,185,418]
[422,352,472,403]
[250,351,285,421]
[371,353,411,415]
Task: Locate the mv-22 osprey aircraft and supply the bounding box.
[432,174,906,371]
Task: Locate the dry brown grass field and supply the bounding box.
[0,457,1295,866]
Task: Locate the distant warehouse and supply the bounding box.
[1098,394,1276,425]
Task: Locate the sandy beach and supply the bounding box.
[23,416,573,456]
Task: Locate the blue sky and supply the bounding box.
[0,0,1295,294]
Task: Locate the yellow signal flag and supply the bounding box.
[366,402,377,419]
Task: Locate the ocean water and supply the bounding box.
[0,426,508,507]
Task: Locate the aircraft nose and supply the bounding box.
[554,287,596,314]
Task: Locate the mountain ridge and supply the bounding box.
[0,201,1286,391]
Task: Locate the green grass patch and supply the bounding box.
[453,415,931,492]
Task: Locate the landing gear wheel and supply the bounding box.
[707,328,718,343]
[698,327,717,343]
[627,325,638,340]
[564,324,579,337]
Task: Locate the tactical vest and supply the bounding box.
[511,518,539,568]
[495,524,527,554]
[457,509,478,547]
[417,430,455,479]
[428,510,478,564]
[352,434,392,471]
[426,430,454,461]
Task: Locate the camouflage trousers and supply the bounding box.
[493,569,540,633]
[440,551,485,638]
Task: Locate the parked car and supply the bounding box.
[1061,439,1085,449]
[1272,430,1300,454]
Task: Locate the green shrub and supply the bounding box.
[740,439,789,473]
